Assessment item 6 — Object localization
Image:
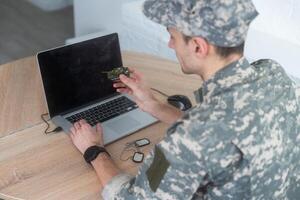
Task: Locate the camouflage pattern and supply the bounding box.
[102,58,300,200]
[143,0,259,47]
[103,67,130,81]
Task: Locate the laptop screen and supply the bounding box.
[38,33,122,117]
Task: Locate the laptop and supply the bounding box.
[37,33,158,144]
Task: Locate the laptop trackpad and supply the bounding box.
[106,116,140,133]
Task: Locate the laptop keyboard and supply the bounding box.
[66,96,138,126]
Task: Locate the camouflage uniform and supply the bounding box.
[101,0,300,199]
[143,0,258,47]
[102,58,300,200]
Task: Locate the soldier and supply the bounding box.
[70,0,300,199]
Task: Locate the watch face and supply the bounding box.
[84,146,106,163]
[90,150,100,160]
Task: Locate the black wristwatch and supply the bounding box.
[83,145,110,164]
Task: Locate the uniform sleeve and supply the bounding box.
[110,146,208,200]
[102,117,246,200]
[101,173,133,200]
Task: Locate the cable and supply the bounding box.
[151,88,169,97]
[119,147,136,161]
[41,113,62,134]
[119,138,151,162]
[39,89,167,135]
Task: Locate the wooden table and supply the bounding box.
[0,51,201,200]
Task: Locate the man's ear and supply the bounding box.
[191,37,209,58]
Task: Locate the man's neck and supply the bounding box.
[200,54,243,81]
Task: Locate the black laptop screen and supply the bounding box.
[38,33,122,117]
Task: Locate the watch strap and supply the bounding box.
[83,145,110,164]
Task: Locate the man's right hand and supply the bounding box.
[113,68,160,115]
[113,68,184,124]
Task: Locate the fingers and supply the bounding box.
[96,123,104,147]
[70,122,81,142]
[78,119,86,126]
[113,81,133,94]
[119,74,139,91]
[114,68,144,93]
[70,127,76,137]
[79,119,92,130]
[70,126,76,134]
[73,119,90,131]
[70,131,74,140]
[116,88,133,95]
[96,123,103,134]
[130,67,143,80]
[113,82,127,88]
[128,68,143,78]
[131,70,143,82]
[74,121,81,130]
[128,67,135,73]
[69,127,76,142]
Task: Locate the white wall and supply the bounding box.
[252,0,300,45]
[71,0,300,77]
[245,0,300,77]
[74,0,121,36]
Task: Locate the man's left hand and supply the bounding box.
[70,119,104,154]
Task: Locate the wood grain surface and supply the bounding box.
[0,57,47,138]
[0,51,202,199]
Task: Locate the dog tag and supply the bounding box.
[132,152,144,163]
[135,138,150,147]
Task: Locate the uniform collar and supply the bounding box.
[194,57,253,103]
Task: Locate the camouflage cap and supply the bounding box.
[143,0,259,47]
